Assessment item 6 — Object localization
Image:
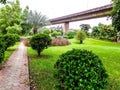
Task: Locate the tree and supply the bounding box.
[112,0,120,31]
[76,30,86,44]
[79,24,91,33]
[91,26,100,38]
[0,0,23,34]
[25,10,50,34]
[0,0,6,4]
[30,33,51,56]
[21,6,32,35]
[91,23,117,41]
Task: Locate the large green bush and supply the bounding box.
[66,31,75,39]
[30,33,51,56]
[43,29,51,35]
[51,31,61,38]
[76,30,86,44]
[2,34,16,50]
[54,49,108,90]
[0,40,5,63]
[12,34,20,42]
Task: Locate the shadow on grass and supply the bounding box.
[29,54,53,60]
[73,40,86,45]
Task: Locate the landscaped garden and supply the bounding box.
[0,0,120,90]
[28,38,120,90]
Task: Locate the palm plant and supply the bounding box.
[25,10,50,34]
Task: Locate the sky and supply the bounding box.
[4,0,113,29]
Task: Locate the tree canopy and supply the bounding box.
[0,0,23,34]
[24,10,50,34]
[112,0,120,31]
[79,24,91,33]
[0,0,6,4]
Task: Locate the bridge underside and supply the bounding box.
[50,4,112,33]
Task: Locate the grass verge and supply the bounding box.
[28,38,120,90]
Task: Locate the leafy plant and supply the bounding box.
[76,30,86,44]
[0,40,5,63]
[2,34,16,50]
[30,33,51,56]
[51,31,61,38]
[43,29,51,35]
[25,10,49,34]
[0,0,23,34]
[54,49,108,90]
[112,0,120,32]
[12,34,20,42]
[66,31,75,39]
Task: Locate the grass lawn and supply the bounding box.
[28,38,120,90]
[4,42,20,63]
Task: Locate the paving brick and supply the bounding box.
[0,42,30,90]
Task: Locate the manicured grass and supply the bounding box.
[28,38,120,90]
[4,42,20,63]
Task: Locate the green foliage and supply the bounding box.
[51,31,61,37]
[54,49,108,90]
[12,34,20,42]
[0,0,6,4]
[66,31,75,39]
[76,30,86,44]
[112,0,120,32]
[91,24,117,41]
[0,40,5,63]
[30,33,51,56]
[79,24,91,34]
[6,24,22,34]
[43,29,51,35]
[25,10,49,34]
[91,26,101,38]
[2,34,16,50]
[0,0,23,34]
[28,38,120,89]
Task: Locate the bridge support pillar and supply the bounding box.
[63,22,69,34]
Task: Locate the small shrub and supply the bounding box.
[12,34,20,42]
[51,31,61,38]
[0,40,5,63]
[54,49,108,90]
[30,33,51,56]
[51,38,70,46]
[2,34,16,50]
[66,31,75,39]
[43,29,51,35]
[76,30,86,44]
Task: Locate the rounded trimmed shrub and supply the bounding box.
[76,30,86,44]
[30,33,51,56]
[2,34,16,50]
[0,40,5,63]
[54,49,108,90]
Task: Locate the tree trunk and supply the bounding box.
[37,50,41,56]
[80,40,83,44]
[33,28,38,34]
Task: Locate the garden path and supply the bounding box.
[0,41,30,90]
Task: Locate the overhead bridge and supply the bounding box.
[50,4,112,32]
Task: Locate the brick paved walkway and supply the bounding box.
[0,42,30,90]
